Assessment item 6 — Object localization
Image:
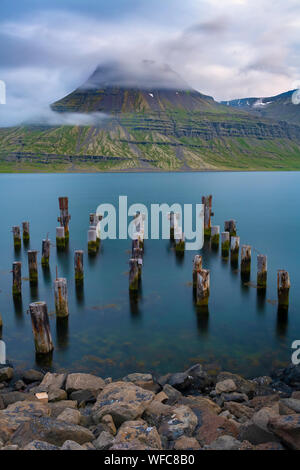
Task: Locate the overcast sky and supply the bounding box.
[1,0,300,125]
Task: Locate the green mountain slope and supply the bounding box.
[1,63,300,172]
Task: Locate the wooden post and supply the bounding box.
[88,229,97,254]
[202,196,213,238]
[129,259,139,291]
[277,270,290,308]
[12,261,22,296]
[257,255,267,288]
[169,212,175,241]
[41,239,50,266]
[56,227,65,249]
[133,247,143,279]
[225,220,237,237]
[230,236,240,265]
[241,245,251,275]
[74,250,84,282]
[221,232,230,258]
[12,226,21,248]
[211,226,220,249]
[174,229,185,253]
[196,269,210,306]
[28,250,38,283]
[29,301,54,354]
[58,197,71,240]
[22,222,30,242]
[89,213,97,227]
[193,255,202,288]
[54,278,69,318]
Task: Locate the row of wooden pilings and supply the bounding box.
[194,195,291,309]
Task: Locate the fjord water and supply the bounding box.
[0,172,299,379]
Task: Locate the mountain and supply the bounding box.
[221,90,300,125]
[1,62,300,172]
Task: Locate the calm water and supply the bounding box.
[0,172,299,379]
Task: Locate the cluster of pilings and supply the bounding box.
[201,195,291,312]
[12,222,30,250]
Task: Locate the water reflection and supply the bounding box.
[42,265,52,285]
[29,282,39,302]
[75,281,85,306]
[35,351,53,368]
[276,307,289,337]
[129,289,142,319]
[195,307,210,336]
[256,288,267,313]
[56,317,69,350]
[13,296,24,323]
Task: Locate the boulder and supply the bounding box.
[65,373,105,394]
[195,409,239,447]
[23,440,59,450]
[48,389,67,403]
[48,400,78,418]
[158,405,198,442]
[279,398,300,414]
[271,365,300,389]
[155,392,169,403]
[61,440,87,450]
[22,370,44,385]
[215,379,237,395]
[0,391,37,408]
[209,435,242,450]
[122,373,160,393]
[174,436,201,450]
[14,380,26,391]
[217,372,256,397]
[224,402,254,420]
[180,396,221,416]
[92,381,154,426]
[268,415,300,450]
[101,414,117,436]
[70,390,97,406]
[57,408,81,425]
[114,420,161,450]
[11,417,94,447]
[39,373,67,392]
[238,421,279,445]
[252,406,279,433]
[248,394,280,411]
[0,368,13,383]
[142,401,173,428]
[162,384,182,405]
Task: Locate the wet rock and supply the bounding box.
[195,409,239,447]
[174,436,201,450]
[209,435,242,450]
[48,400,78,418]
[39,373,67,392]
[268,415,300,450]
[65,373,105,394]
[159,364,209,393]
[123,373,160,393]
[57,408,81,425]
[224,402,254,420]
[93,431,115,450]
[270,381,293,397]
[238,420,279,445]
[158,405,198,442]
[217,372,256,397]
[115,419,161,449]
[215,379,237,394]
[61,440,86,450]
[92,381,154,427]
[0,391,37,408]
[23,440,59,450]
[162,384,182,405]
[0,401,50,443]
[271,365,300,390]
[48,388,67,403]
[11,417,94,447]
[70,390,97,406]
[22,370,44,385]
[0,368,13,383]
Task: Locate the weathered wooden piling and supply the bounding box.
[230,236,240,264]
[29,301,54,355]
[88,229,97,254]
[196,269,210,306]
[41,239,50,267]
[133,247,143,278]
[169,212,175,241]
[74,250,84,282]
[241,245,251,275]
[174,229,185,253]
[129,259,139,291]
[22,222,30,242]
[193,255,203,288]
[225,220,237,237]
[211,226,220,249]
[277,270,290,308]
[28,250,38,283]
[58,197,71,240]
[56,227,65,249]
[202,196,213,238]
[221,232,230,257]
[54,278,69,318]
[12,261,22,296]
[12,226,21,248]
[257,254,267,288]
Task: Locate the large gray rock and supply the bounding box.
[23,440,59,450]
[48,400,78,418]
[209,435,242,451]
[268,415,300,450]
[22,370,44,385]
[0,368,13,383]
[158,405,198,442]
[122,373,160,393]
[65,373,105,394]
[92,381,154,426]
[215,379,237,395]
[217,372,256,397]
[61,440,86,450]
[280,398,300,414]
[39,373,67,392]
[48,389,67,403]
[57,408,81,425]
[0,392,37,408]
[11,417,94,447]
[162,384,182,405]
[93,431,115,450]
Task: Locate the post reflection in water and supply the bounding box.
[129,284,143,320]
[13,295,24,322]
[56,317,69,350]
[75,281,85,306]
[276,307,289,338]
[42,265,52,286]
[256,288,267,313]
[29,282,39,302]
[35,351,53,369]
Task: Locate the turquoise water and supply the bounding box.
[0,172,299,378]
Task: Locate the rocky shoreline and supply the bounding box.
[0,363,300,450]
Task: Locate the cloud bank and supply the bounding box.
[0,0,300,126]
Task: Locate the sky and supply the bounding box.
[1,0,300,126]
